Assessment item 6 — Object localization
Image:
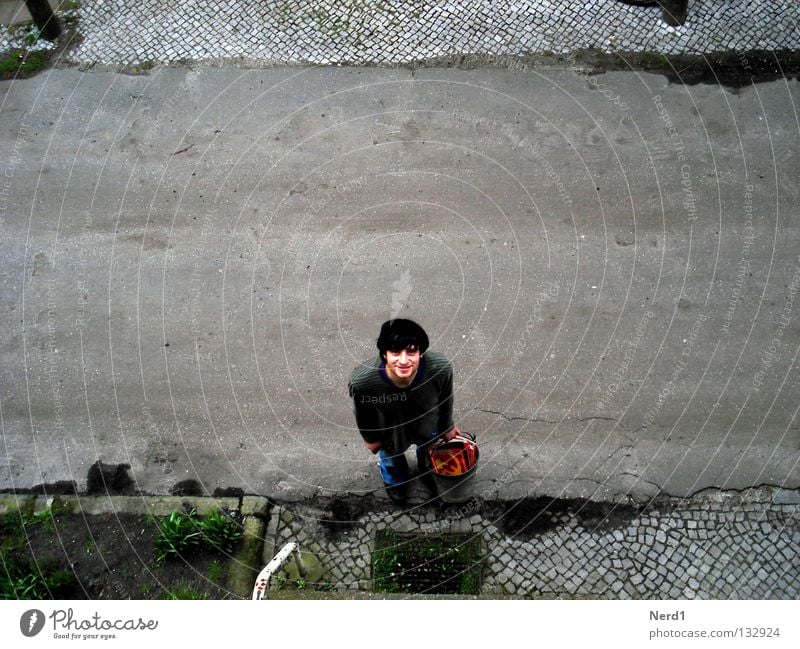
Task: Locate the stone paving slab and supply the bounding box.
[3,1,798,66]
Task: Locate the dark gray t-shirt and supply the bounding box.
[348,351,454,454]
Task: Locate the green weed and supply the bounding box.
[2,505,59,536]
[152,509,243,564]
[0,552,74,599]
[23,29,40,47]
[198,511,243,554]
[153,511,204,564]
[207,560,222,583]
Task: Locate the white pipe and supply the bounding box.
[252,541,308,600]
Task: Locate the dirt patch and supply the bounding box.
[2,512,244,599]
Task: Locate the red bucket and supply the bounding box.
[428,432,479,503]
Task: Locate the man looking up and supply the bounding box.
[349,319,458,505]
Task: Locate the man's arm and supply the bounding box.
[349,382,383,451]
[437,363,455,437]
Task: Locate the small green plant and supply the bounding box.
[198,511,243,554]
[24,28,40,47]
[294,578,307,590]
[152,509,243,564]
[154,511,204,564]
[207,560,222,584]
[31,508,57,532]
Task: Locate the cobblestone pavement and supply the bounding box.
[266,487,799,598]
[3,1,798,66]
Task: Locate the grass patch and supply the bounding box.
[373,529,482,595]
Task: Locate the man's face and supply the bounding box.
[383,345,420,387]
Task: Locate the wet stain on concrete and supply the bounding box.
[86,461,134,495]
[486,497,641,540]
[27,480,78,495]
[31,252,50,277]
[170,479,203,496]
[319,497,371,540]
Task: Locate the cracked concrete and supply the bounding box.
[474,407,622,426]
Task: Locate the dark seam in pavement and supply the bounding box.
[475,408,621,426]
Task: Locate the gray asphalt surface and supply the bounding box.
[1,64,798,503]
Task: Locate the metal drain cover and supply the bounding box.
[372,530,482,595]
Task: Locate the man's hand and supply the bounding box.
[364,441,382,454]
[441,426,461,441]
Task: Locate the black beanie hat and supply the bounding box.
[376,319,430,358]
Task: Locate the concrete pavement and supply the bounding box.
[1,63,798,505]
